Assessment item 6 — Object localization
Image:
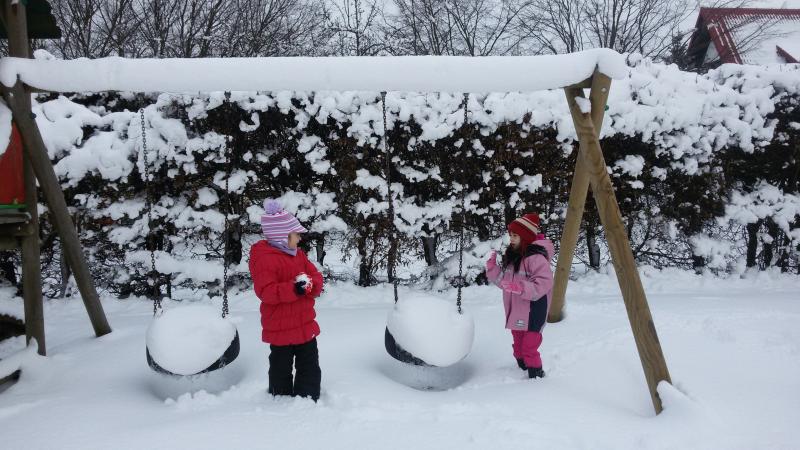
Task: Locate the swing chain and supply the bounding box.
[141,109,161,315]
[222,150,230,318]
[455,93,470,314]
[381,92,399,304]
[221,112,235,318]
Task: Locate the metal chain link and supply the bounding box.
[457,189,465,314]
[141,109,161,315]
[456,93,470,314]
[221,105,233,318]
[381,92,399,304]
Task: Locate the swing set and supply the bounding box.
[0,0,672,413]
[383,92,473,368]
[138,108,241,376]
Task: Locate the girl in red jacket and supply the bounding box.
[249,199,324,401]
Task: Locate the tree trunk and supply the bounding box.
[586,218,601,270]
[746,221,760,268]
[225,217,242,266]
[315,233,326,265]
[692,255,705,274]
[503,203,517,230]
[777,244,789,272]
[58,242,71,298]
[421,235,438,266]
[357,234,371,286]
[762,220,778,269]
[387,233,398,284]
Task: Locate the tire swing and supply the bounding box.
[383,92,475,368]
[138,109,240,377]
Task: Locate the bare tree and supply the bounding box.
[44,0,330,58]
[50,0,103,58]
[328,0,386,55]
[387,0,529,56]
[517,0,586,54]
[165,0,230,57]
[95,0,141,57]
[444,0,529,56]
[134,0,180,57]
[581,0,691,57]
[221,0,330,57]
[386,0,457,55]
[47,0,142,57]
[38,0,780,64]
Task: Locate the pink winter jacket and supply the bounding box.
[485,239,555,332]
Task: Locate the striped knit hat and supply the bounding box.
[261,199,308,243]
[508,213,541,249]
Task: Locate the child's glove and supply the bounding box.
[499,280,523,295]
[485,250,498,270]
[294,273,313,296]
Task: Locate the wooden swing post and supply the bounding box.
[549,71,612,323]
[563,79,671,413]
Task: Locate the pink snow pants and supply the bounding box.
[511,330,543,369]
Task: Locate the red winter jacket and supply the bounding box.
[249,241,324,346]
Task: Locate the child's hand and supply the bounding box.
[294,273,313,295]
[485,250,498,270]
[499,280,523,295]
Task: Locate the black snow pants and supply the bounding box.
[268,338,321,401]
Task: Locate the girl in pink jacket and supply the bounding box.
[485,213,554,379]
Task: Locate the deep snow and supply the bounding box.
[0,267,798,450]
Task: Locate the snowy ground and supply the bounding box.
[0,267,798,450]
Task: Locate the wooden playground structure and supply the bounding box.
[0,0,113,363]
[0,0,671,413]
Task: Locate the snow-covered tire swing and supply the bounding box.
[146,305,240,376]
[139,109,240,378]
[385,294,474,367]
[380,92,474,368]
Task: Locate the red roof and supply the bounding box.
[688,8,800,65]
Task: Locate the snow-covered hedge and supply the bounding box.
[3,57,798,294]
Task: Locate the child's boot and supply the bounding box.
[527,367,545,379]
[515,358,526,370]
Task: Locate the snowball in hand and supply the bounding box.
[146,305,237,376]
[386,293,474,367]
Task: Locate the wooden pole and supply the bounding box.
[21,154,45,355]
[2,0,111,337]
[564,86,671,414]
[2,0,45,354]
[549,71,612,323]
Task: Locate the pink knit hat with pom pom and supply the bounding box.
[261,199,307,241]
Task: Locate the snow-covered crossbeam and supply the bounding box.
[0,49,626,94]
